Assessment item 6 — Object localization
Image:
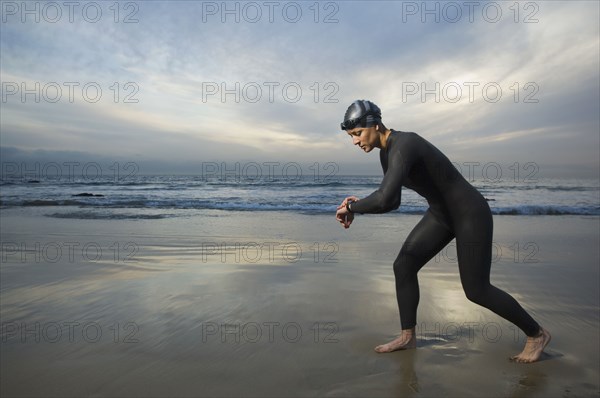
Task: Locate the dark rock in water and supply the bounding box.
[27,180,40,183]
[72,193,104,197]
[485,197,496,201]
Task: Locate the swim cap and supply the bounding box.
[340,100,382,130]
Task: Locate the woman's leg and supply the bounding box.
[394,210,455,330]
[454,209,541,337]
[454,210,551,362]
[375,210,454,353]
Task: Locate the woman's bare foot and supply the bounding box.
[510,327,551,363]
[374,328,417,353]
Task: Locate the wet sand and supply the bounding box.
[1,207,599,397]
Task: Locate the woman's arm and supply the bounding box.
[350,140,415,214]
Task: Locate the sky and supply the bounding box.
[1,0,599,178]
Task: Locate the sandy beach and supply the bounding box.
[1,206,599,397]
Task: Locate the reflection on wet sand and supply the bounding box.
[1,211,599,396]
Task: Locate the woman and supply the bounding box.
[335,100,551,363]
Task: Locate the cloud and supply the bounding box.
[1,1,598,177]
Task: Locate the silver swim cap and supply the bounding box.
[340,100,382,130]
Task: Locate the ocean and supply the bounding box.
[1,171,598,219]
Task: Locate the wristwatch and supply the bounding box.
[346,199,355,213]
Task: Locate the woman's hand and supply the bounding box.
[336,196,359,229]
[336,206,354,229]
[337,196,359,210]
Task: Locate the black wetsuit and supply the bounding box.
[351,130,541,337]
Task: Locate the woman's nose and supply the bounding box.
[353,137,360,145]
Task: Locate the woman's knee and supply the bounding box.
[393,254,421,282]
[463,283,490,304]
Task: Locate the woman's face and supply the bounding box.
[346,126,379,153]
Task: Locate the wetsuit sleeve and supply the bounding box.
[351,143,413,214]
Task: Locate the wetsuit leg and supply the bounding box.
[394,209,454,330]
[454,206,541,337]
